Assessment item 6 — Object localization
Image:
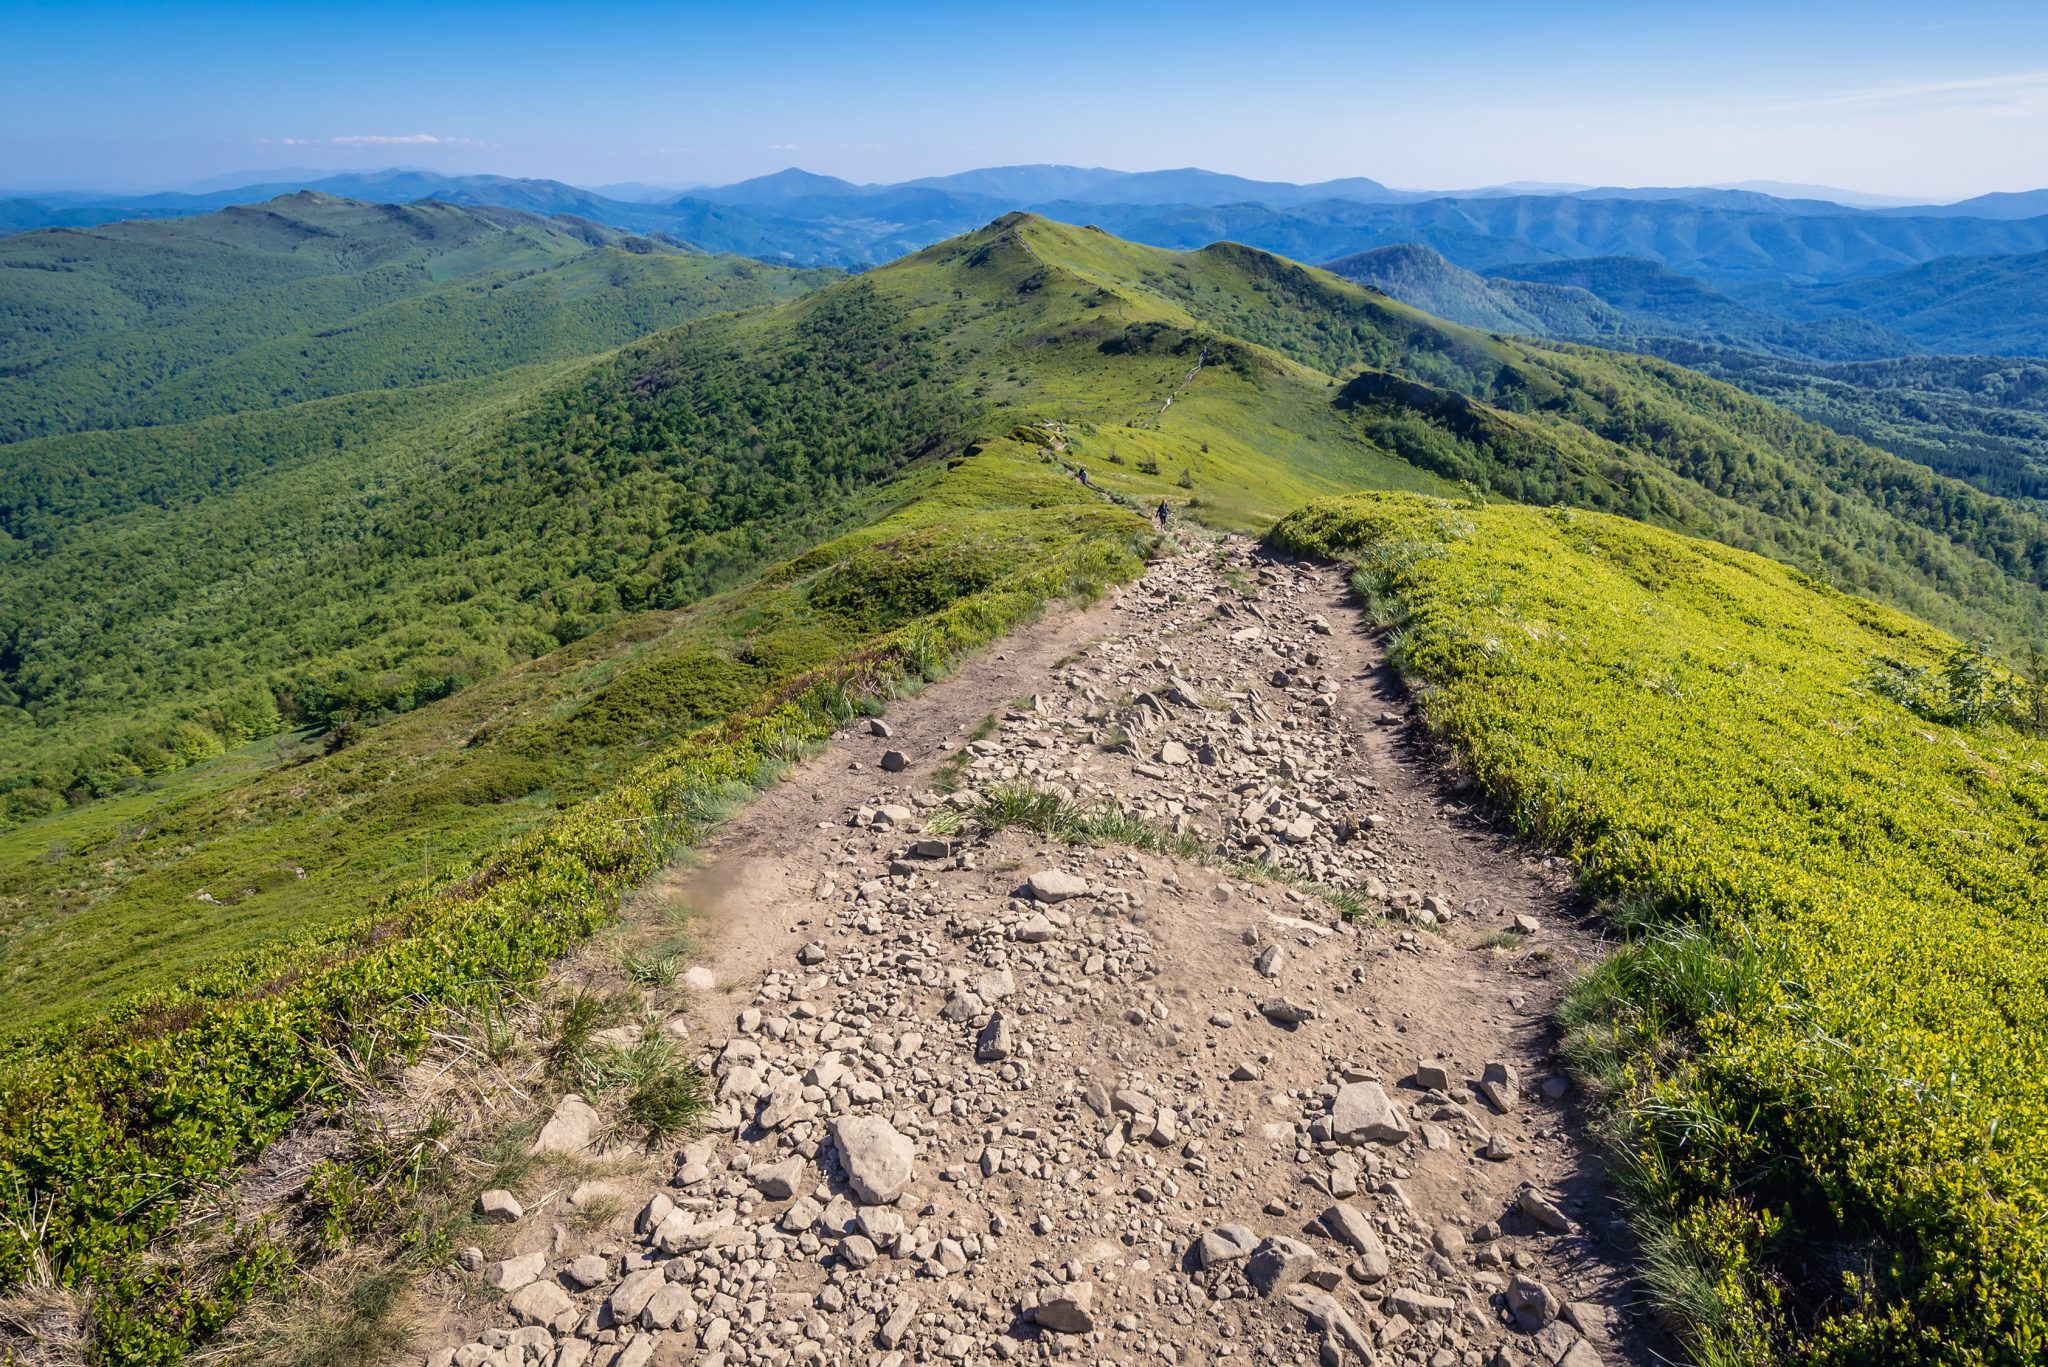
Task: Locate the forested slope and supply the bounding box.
[0,192,828,439]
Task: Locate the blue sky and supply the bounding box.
[3,0,2045,198]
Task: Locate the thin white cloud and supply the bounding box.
[1750,68,2048,115]
[258,133,485,147]
[330,133,481,146]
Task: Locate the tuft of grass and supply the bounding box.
[618,951,678,988]
[1473,929,1528,951]
[971,783,1206,860]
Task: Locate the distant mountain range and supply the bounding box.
[7,164,2048,355]
[7,164,2048,271]
[1327,239,2048,360]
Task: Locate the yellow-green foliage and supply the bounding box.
[1272,492,2048,1364]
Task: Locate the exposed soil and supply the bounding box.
[409,534,1653,1367]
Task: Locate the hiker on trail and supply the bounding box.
[1077,466,1091,488]
[1156,499,1170,530]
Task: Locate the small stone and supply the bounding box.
[1283,1287,1375,1363]
[1254,944,1285,978]
[1479,1060,1521,1113]
[797,940,829,965]
[476,1189,523,1223]
[1258,996,1315,1026]
[1034,1284,1097,1334]
[832,1116,916,1204]
[878,1300,919,1350]
[1387,1288,1457,1323]
[607,1267,666,1322]
[1518,1187,1575,1234]
[868,718,893,738]
[1413,1060,1451,1092]
[1245,1236,1319,1295]
[1025,869,1091,903]
[563,1254,611,1289]
[1507,1275,1562,1332]
[483,1251,545,1292]
[1329,1081,1410,1145]
[1017,913,1057,943]
[1197,1224,1261,1268]
[976,1013,1013,1062]
[880,749,908,772]
[507,1280,573,1328]
[531,1093,600,1155]
[1158,741,1191,766]
[750,1156,808,1200]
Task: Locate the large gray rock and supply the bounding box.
[531,1093,600,1154]
[1329,1081,1410,1145]
[832,1116,916,1204]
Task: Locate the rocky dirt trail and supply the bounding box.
[416,536,1650,1367]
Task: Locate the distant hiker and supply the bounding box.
[1155,499,1170,530]
[1077,466,1092,488]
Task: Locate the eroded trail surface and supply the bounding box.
[422,540,1648,1367]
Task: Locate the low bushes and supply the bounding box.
[0,477,1147,1361]
[1271,491,2048,1364]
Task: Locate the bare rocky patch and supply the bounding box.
[407,537,1651,1367]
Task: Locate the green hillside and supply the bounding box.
[1273,491,2048,1364]
[1648,345,2048,510]
[1746,249,2048,357]
[6,211,2048,1359]
[1477,253,1909,359]
[0,192,829,440]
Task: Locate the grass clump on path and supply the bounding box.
[1271,490,2048,1365]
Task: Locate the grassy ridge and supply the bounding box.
[1272,492,2048,1363]
[0,441,1152,1359]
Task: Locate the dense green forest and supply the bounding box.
[0,192,829,439]
[1645,344,2048,508]
[1328,242,1911,359]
